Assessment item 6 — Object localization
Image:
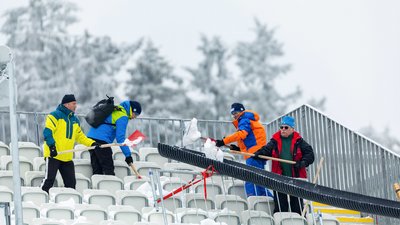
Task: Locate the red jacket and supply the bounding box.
[264,131,314,178]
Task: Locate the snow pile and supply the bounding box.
[136,178,170,206]
[200,218,228,225]
[182,118,202,146]
[70,217,95,225]
[203,138,224,162]
[54,197,77,205]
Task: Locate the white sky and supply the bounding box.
[1,0,400,135]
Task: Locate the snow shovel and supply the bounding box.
[58,130,146,178]
[200,137,296,164]
[182,118,295,164]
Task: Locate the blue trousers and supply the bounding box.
[245,157,273,197]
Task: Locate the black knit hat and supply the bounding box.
[130,101,142,115]
[230,103,245,114]
[61,94,76,104]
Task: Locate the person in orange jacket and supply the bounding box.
[215,103,272,197]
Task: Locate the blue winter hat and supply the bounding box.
[230,103,245,115]
[281,116,295,128]
[130,101,142,115]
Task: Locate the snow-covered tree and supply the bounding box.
[185,36,235,120]
[234,19,299,121]
[1,0,79,111]
[125,40,190,117]
[1,0,140,112]
[72,31,142,112]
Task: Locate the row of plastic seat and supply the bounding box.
[1,184,274,212]
[18,204,340,225]
[0,141,42,160]
[1,171,260,201]
[11,198,281,225]
[0,158,246,188]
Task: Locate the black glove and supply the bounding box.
[49,145,57,158]
[253,150,262,159]
[215,139,225,147]
[229,144,240,151]
[91,142,102,149]
[294,160,307,169]
[253,146,267,159]
[125,156,133,165]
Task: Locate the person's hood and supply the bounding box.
[119,101,132,119]
[239,110,260,121]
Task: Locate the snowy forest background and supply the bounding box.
[1,0,399,153]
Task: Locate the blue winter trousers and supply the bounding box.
[245,157,273,197]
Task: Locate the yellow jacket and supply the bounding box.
[43,104,95,162]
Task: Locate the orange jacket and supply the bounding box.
[223,110,267,159]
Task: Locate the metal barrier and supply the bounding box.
[269,105,400,202]
[1,104,400,222]
[0,111,235,150]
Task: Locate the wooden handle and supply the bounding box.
[302,157,325,217]
[200,137,295,164]
[58,143,122,155]
[394,183,400,201]
[229,150,296,164]
[129,163,142,179]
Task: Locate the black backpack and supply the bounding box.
[85,96,118,128]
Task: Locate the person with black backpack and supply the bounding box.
[86,99,142,175]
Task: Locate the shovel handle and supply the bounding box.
[301,157,325,217]
[229,150,296,164]
[129,163,141,179]
[57,143,123,155]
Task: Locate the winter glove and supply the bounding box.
[229,144,240,151]
[215,139,225,147]
[91,142,102,149]
[125,156,133,165]
[294,160,307,169]
[253,146,267,159]
[253,150,262,159]
[49,145,57,158]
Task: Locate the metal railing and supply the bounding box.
[1,104,400,222]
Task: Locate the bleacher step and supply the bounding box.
[336,216,375,224]
[311,201,375,224]
[313,208,361,216]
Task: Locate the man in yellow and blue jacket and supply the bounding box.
[41,94,99,193]
[87,100,141,175]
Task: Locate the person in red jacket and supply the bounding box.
[254,115,314,215]
[215,103,271,197]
